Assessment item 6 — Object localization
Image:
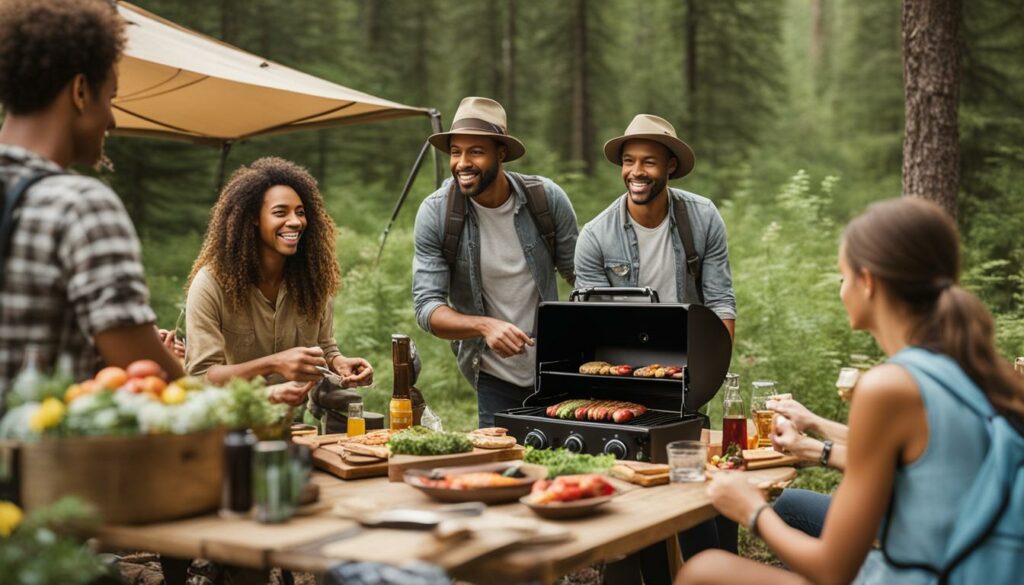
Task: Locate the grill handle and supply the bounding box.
[570,287,660,303]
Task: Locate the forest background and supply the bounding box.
[93,0,1023,434]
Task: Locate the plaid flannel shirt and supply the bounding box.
[0,145,156,402]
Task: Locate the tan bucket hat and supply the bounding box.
[603,114,695,179]
[428,97,526,162]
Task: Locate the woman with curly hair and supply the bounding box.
[185,157,372,405]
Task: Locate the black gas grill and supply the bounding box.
[495,287,732,463]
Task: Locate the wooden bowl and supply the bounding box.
[519,493,616,519]
[404,462,546,504]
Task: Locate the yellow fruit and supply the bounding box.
[172,376,204,392]
[161,384,186,405]
[0,501,23,537]
[28,398,66,432]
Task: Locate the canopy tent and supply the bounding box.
[111,2,443,255]
[113,1,435,145]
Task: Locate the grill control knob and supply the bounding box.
[524,430,548,450]
[564,434,585,453]
[603,439,628,460]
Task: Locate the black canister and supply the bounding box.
[220,429,257,517]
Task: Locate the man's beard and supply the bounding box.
[626,176,668,205]
[455,163,500,198]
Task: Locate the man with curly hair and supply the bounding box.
[184,157,373,405]
[413,97,579,428]
[0,0,184,406]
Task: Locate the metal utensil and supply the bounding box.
[316,365,345,387]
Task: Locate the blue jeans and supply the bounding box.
[476,372,533,428]
[773,488,832,537]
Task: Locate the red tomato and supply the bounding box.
[126,359,164,380]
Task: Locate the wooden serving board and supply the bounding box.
[387,445,526,482]
[745,453,801,470]
[312,443,388,480]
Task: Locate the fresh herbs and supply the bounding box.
[387,426,473,456]
[523,447,616,477]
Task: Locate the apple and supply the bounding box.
[122,378,146,394]
[126,359,164,380]
[139,375,167,396]
[95,367,128,390]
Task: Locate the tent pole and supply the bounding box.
[429,109,444,188]
[376,139,432,265]
[215,141,234,195]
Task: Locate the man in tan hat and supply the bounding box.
[574,114,735,337]
[412,97,578,428]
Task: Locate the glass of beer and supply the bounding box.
[836,367,860,401]
[751,380,777,448]
[347,402,366,437]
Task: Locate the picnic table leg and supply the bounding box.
[666,535,683,577]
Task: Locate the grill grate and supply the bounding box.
[504,405,685,428]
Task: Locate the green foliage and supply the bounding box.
[0,497,111,585]
[387,426,473,456]
[523,446,616,478]
[218,377,290,432]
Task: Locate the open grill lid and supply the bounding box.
[530,299,732,413]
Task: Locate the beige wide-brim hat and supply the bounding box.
[428,97,526,162]
[603,114,695,179]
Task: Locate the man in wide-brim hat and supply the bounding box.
[412,97,579,428]
[573,113,736,337]
[573,114,737,580]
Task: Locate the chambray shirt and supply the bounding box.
[574,189,736,321]
[412,174,578,388]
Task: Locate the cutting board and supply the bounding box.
[387,445,526,482]
[745,453,801,470]
[312,442,389,480]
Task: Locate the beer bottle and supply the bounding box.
[389,334,413,432]
[721,373,746,455]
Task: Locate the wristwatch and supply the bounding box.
[747,503,771,539]
[819,439,834,467]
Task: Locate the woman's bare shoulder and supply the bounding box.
[855,363,921,407]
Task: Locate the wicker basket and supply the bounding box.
[18,429,224,524]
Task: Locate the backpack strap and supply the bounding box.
[440,181,467,267]
[2,170,60,290]
[507,172,556,260]
[672,195,704,304]
[440,172,557,267]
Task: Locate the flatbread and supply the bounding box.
[342,443,390,460]
[468,433,517,449]
[579,361,611,374]
[472,427,508,437]
[340,430,392,446]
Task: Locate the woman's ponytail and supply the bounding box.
[844,198,1024,428]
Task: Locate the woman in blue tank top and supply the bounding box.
[676,198,1024,585]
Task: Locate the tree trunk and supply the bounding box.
[571,0,593,175]
[901,0,961,217]
[810,0,825,80]
[685,0,698,138]
[503,0,517,124]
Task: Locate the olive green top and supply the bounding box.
[184,266,340,384]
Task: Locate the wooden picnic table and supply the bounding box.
[96,466,795,584]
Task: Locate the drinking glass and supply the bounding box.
[347,402,366,437]
[836,367,860,401]
[1015,357,1024,376]
[750,380,777,448]
[667,440,706,482]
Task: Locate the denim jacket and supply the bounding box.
[574,188,736,321]
[412,174,578,388]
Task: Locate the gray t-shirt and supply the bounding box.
[629,212,678,303]
[470,196,539,387]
